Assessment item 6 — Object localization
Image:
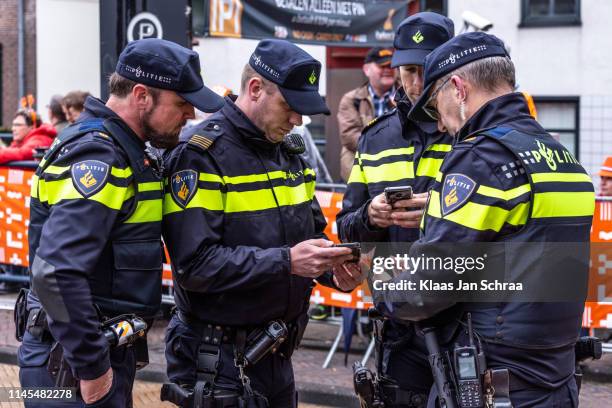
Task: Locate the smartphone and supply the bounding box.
[333,242,361,263]
[384,186,413,205]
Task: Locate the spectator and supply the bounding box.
[47,94,69,132]
[599,156,612,196]
[337,47,397,181]
[62,90,90,123]
[0,109,56,164]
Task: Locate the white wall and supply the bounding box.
[36,0,100,122]
[194,37,327,96]
[448,0,612,96]
[448,0,612,179]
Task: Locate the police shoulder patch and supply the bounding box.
[170,169,198,209]
[71,160,110,198]
[441,173,477,216]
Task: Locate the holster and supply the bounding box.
[483,369,512,408]
[278,313,307,359]
[47,341,79,389]
[13,288,28,341]
[379,376,428,408]
[161,383,269,408]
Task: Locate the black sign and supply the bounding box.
[99,0,191,100]
[199,0,408,47]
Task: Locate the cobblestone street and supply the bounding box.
[1,296,611,406]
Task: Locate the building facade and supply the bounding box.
[446,0,612,184]
[0,0,37,130]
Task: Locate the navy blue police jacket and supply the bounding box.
[26,97,164,380]
[337,88,453,244]
[378,93,594,388]
[162,97,340,326]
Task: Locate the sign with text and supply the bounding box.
[201,0,408,46]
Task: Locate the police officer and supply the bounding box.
[377,32,594,406]
[17,39,223,407]
[336,13,454,407]
[161,39,362,407]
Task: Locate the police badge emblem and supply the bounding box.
[71,160,110,197]
[170,170,198,208]
[441,173,477,216]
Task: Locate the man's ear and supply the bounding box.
[362,63,372,78]
[247,77,265,101]
[132,84,151,109]
[451,75,467,102]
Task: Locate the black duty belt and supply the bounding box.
[176,309,295,346]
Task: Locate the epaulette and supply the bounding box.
[187,121,224,152]
[362,108,396,134]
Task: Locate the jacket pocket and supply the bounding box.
[112,240,163,310]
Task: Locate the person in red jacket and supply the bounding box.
[0,109,56,164]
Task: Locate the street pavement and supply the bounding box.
[1,293,611,406]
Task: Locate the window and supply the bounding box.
[521,0,581,27]
[533,97,580,158]
[420,0,447,16]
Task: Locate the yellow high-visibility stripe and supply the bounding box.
[427,190,442,218]
[198,169,315,185]
[225,182,315,213]
[477,184,531,201]
[531,172,592,184]
[44,165,70,175]
[138,181,162,192]
[37,178,132,210]
[435,172,443,183]
[347,164,367,184]
[125,199,163,223]
[359,147,415,162]
[111,167,133,178]
[427,144,452,152]
[163,188,225,215]
[532,192,595,218]
[30,175,39,198]
[416,157,444,178]
[363,161,414,184]
[427,190,529,231]
[199,172,224,183]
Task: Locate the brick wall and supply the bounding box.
[0,0,36,130]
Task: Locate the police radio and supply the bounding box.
[453,314,484,408]
[282,134,306,155]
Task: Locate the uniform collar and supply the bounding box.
[80,96,145,148]
[456,92,535,142]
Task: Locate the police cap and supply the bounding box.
[391,12,454,68]
[409,32,510,122]
[116,38,224,113]
[249,39,330,116]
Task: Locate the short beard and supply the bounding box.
[141,106,180,149]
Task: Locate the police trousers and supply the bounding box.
[18,332,137,408]
[379,320,433,401]
[165,314,297,408]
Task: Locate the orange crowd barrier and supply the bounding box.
[1,164,608,322]
[0,165,34,267]
[583,198,612,329]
